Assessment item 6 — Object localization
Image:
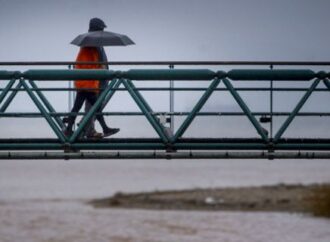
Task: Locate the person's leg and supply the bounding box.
[84,100,97,136]
[85,92,119,137]
[85,92,120,137]
[85,92,110,131]
[66,92,86,132]
[99,82,120,136]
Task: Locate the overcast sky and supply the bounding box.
[1,0,330,61]
[0,0,330,138]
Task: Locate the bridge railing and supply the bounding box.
[0,61,330,159]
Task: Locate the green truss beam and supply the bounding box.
[20,79,67,142]
[0,68,329,159]
[222,78,269,141]
[0,81,22,113]
[122,79,170,143]
[173,78,221,142]
[273,79,321,142]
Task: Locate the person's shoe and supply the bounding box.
[86,130,103,139]
[103,128,120,137]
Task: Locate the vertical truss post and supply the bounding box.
[169,64,175,135]
[173,78,221,142]
[270,65,274,138]
[20,79,67,143]
[122,79,169,143]
[0,79,16,106]
[69,79,119,143]
[0,82,22,112]
[274,78,320,142]
[68,65,73,112]
[29,80,65,129]
[222,78,269,141]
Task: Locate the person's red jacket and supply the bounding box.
[74,47,101,93]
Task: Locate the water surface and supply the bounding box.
[0,159,329,242]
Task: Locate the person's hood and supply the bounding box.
[89,18,107,32]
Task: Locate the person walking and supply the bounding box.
[64,44,119,138]
[83,18,114,138]
[67,17,134,138]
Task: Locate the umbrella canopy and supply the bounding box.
[71,30,135,47]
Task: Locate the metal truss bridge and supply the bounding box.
[1,61,330,159]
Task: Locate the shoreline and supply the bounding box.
[90,183,330,218]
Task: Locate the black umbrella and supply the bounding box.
[71,30,135,47]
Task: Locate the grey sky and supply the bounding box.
[0,0,330,138]
[1,0,330,61]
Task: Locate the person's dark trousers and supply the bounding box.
[84,81,109,135]
[66,91,109,132]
